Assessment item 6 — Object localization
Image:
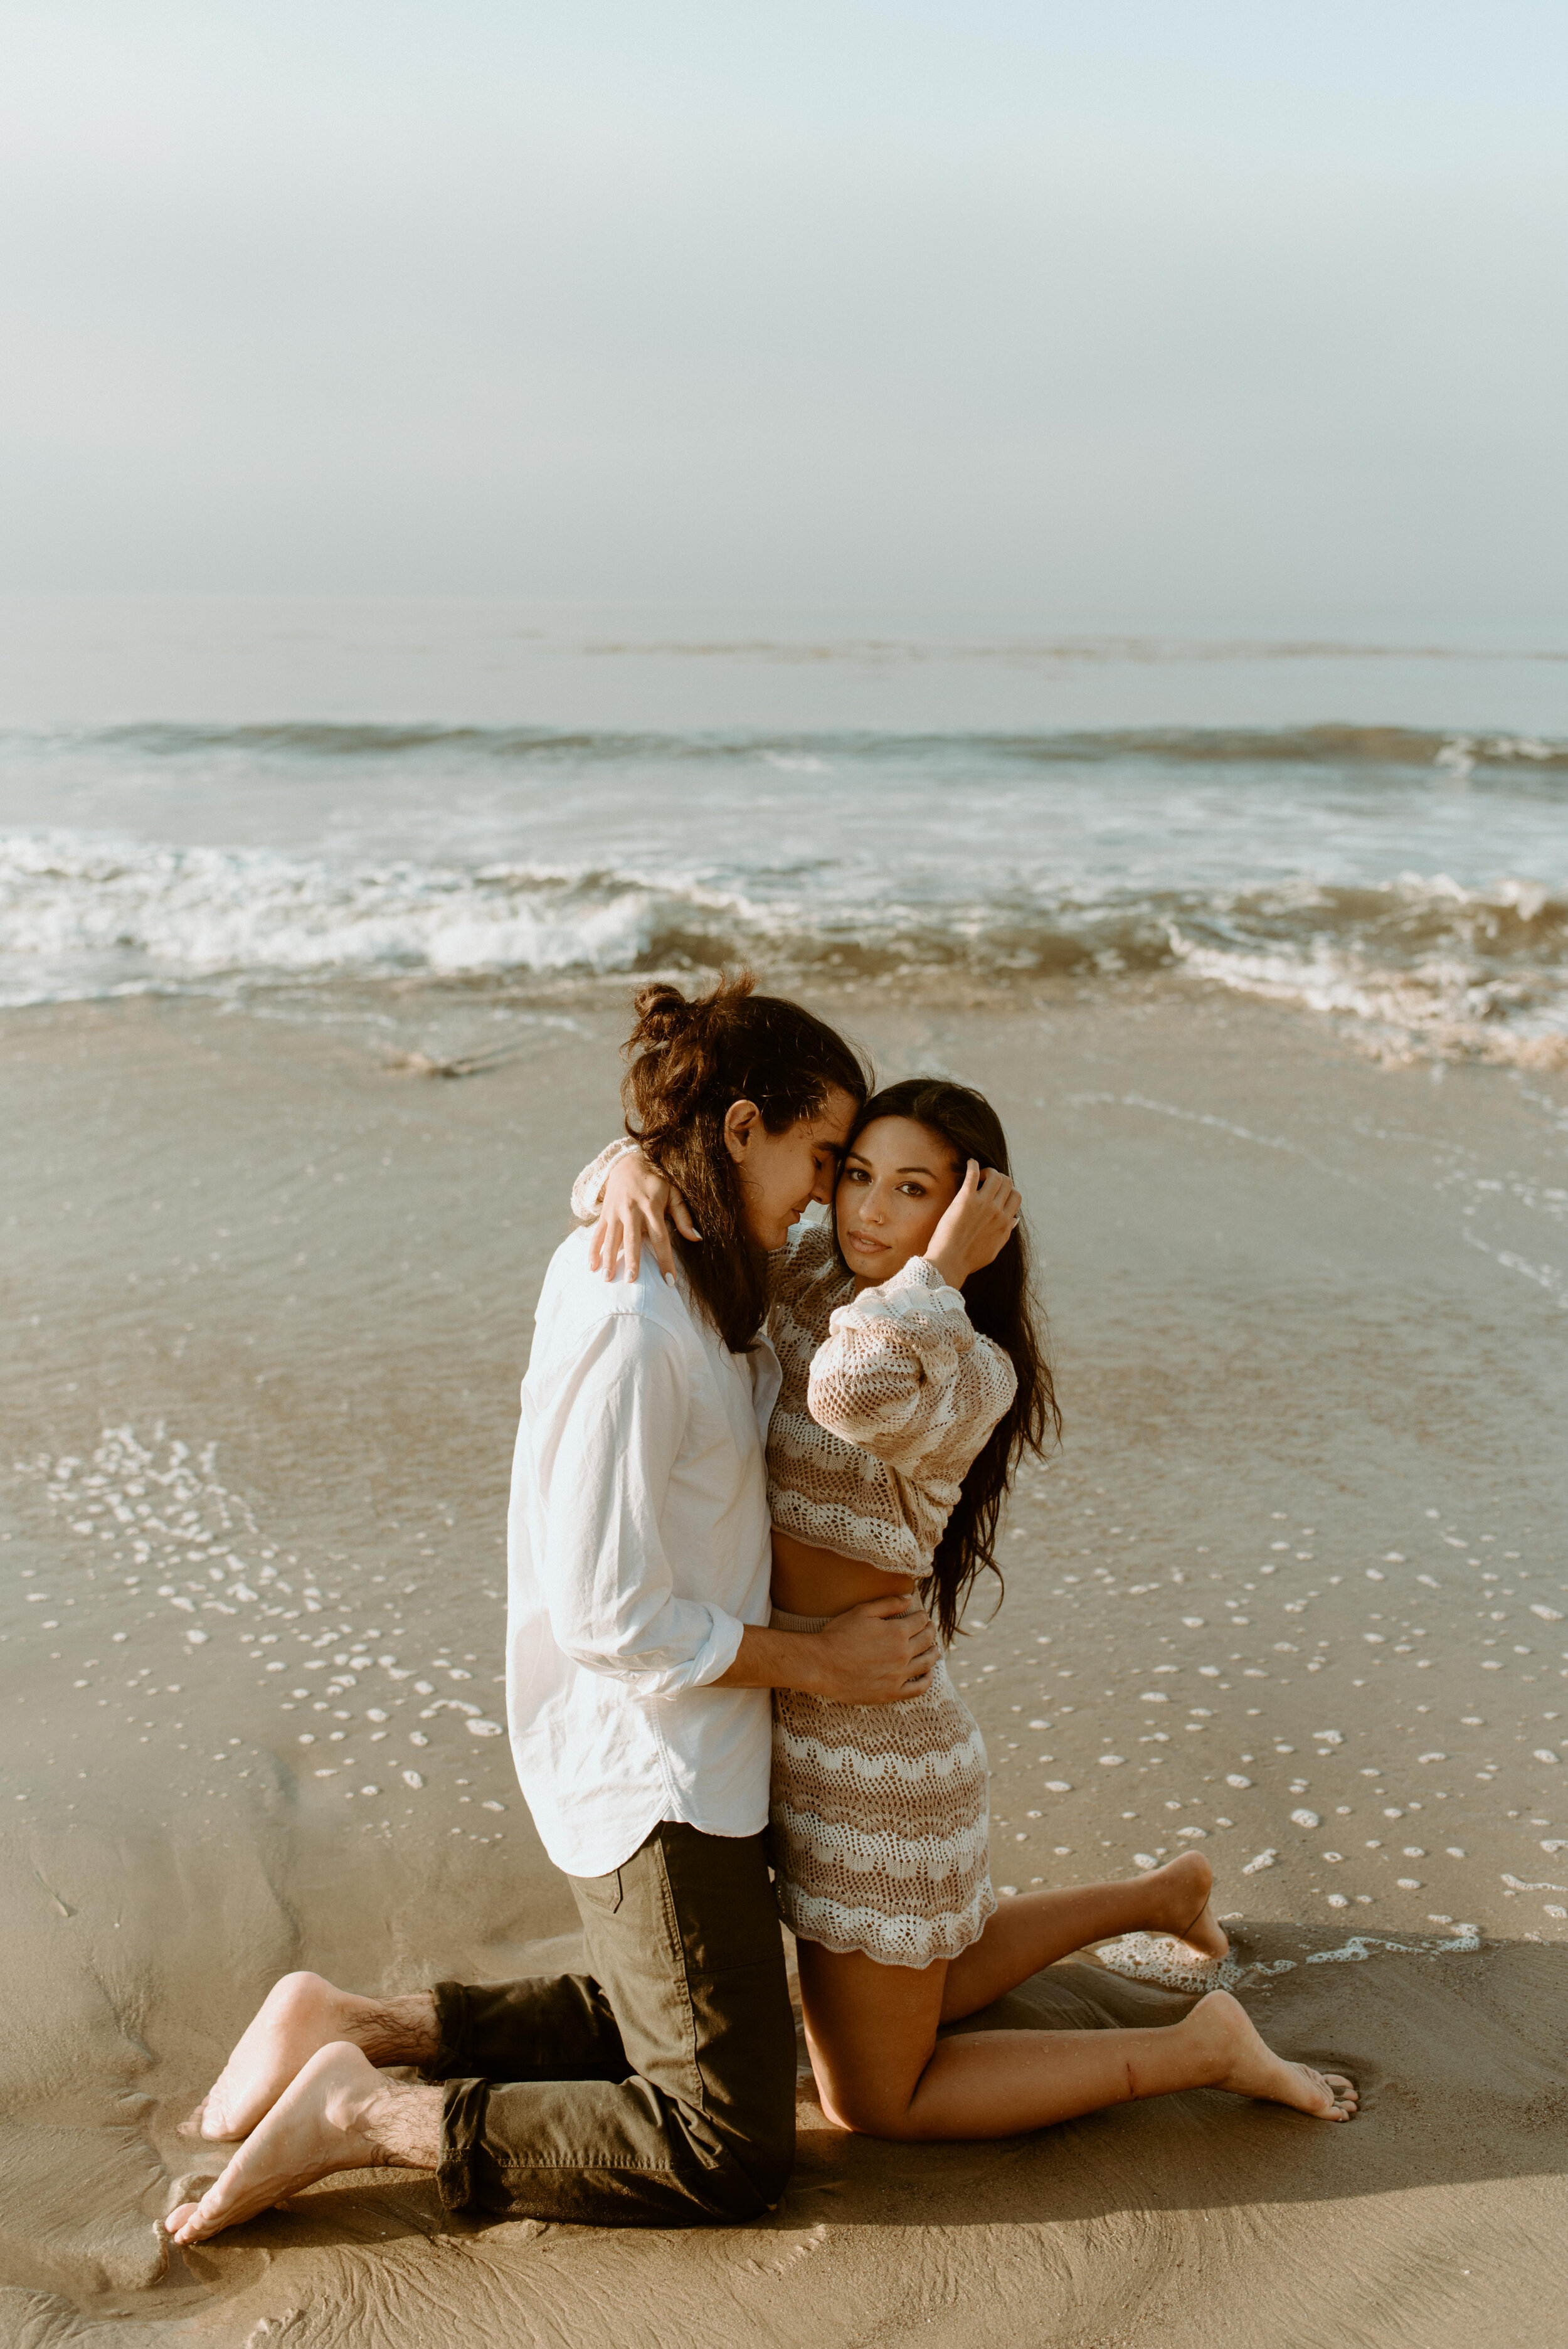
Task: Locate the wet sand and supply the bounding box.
[3,977,1565,2345]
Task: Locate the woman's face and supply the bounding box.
[726,1086,859,1251]
[835,1115,963,1284]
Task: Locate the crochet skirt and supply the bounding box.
[768,1607,996,1970]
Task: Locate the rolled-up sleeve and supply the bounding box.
[807,1256,1016,1475]
[530,1310,745,1697]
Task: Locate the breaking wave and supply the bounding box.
[1,719,1563,1068]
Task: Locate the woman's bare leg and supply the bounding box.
[797,1941,1357,2143]
[940,1850,1225,2023]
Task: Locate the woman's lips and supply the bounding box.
[845,1231,888,1254]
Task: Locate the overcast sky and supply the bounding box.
[3,1,1564,628]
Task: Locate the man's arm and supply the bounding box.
[534,1313,746,1695]
[713,1592,938,1704]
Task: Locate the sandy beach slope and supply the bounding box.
[2,977,1564,2345]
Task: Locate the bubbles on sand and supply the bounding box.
[1098,1919,1482,1993]
[1094,1934,1231,1991]
[1093,1935,1293,1994]
[1305,1927,1481,1961]
[11,1422,516,1833]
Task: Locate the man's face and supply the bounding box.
[726,1085,858,1251]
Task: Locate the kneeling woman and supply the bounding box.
[588,1078,1357,2138]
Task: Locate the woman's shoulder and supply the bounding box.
[771,1217,844,1293]
[763,1226,848,1357]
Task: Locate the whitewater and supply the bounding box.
[1,717,1563,1068]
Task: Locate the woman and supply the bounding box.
[585,1073,1359,2140]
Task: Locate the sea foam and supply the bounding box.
[1,721,1562,1066]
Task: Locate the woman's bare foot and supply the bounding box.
[165,2044,442,2246]
[1143,1853,1229,1963]
[181,1973,438,2144]
[1184,1990,1358,2121]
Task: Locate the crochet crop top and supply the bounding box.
[571,1141,1017,1582]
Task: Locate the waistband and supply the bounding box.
[770,1605,830,1633]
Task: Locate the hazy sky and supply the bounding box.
[3,1,1564,627]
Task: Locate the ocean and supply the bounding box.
[1,599,1564,1070]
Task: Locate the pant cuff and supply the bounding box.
[435,2074,490,2212]
[423,1980,472,2084]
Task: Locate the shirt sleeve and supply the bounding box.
[527,1308,746,1697]
[569,1135,641,1225]
[806,1256,1017,1480]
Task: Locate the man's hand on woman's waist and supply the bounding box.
[712,1594,937,1705]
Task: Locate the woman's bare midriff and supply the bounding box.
[770,1527,917,1618]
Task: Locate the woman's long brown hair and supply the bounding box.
[837,1078,1061,1640]
[621,972,869,1352]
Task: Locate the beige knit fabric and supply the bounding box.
[766,1222,1016,1577]
[770,1608,994,1967]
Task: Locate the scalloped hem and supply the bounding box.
[777,1881,997,1971]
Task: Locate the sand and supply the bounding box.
[2,975,1565,2346]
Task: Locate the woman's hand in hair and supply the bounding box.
[925,1161,1021,1290]
[590,1148,701,1285]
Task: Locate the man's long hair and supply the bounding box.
[621,972,869,1352]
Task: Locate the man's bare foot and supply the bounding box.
[165,2044,442,2246]
[1184,1990,1358,2120]
[1143,1853,1229,1963]
[181,1973,439,2144]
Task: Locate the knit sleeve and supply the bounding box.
[806,1256,1017,1478]
[569,1136,641,1225]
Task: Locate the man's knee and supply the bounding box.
[692,2099,794,2220]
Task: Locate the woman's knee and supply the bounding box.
[814,2071,918,2140]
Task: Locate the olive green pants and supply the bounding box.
[425,1821,796,2224]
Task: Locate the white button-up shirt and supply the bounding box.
[506,1227,783,1877]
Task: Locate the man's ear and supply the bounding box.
[723,1099,760,1164]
